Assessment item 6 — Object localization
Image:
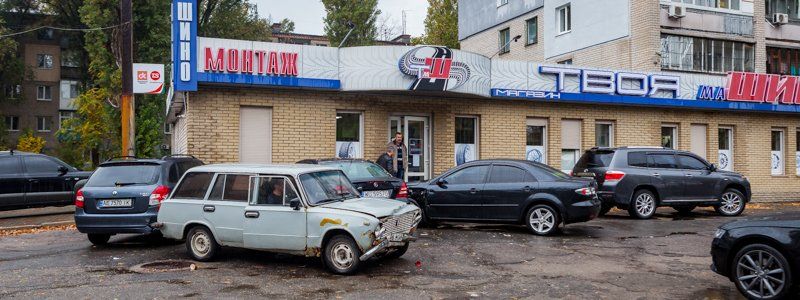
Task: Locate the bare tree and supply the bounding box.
[375,13,401,41]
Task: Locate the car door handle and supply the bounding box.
[522,186,531,192]
[28,179,38,182]
[685,174,693,177]
[652,173,660,177]
[469,188,478,194]
[244,211,259,218]
[203,205,215,212]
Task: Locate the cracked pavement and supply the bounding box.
[1,204,798,299]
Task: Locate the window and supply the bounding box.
[23,156,62,173]
[767,0,800,21]
[771,129,785,175]
[222,174,250,201]
[444,165,489,185]
[61,50,81,67]
[37,116,52,132]
[796,130,800,176]
[85,164,161,187]
[165,123,173,134]
[0,157,22,175]
[766,47,800,76]
[488,165,533,183]
[660,34,755,73]
[59,111,75,129]
[455,116,478,166]
[526,118,547,163]
[648,153,678,169]
[661,125,678,149]
[37,54,54,69]
[497,0,509,7]
[60,80,79,102]
[172,172,214,199]
[4,84,21,99]
[595,122,614,147]
[628,152,648,167]
[557,59,573,65]
[557,4,571,34]
[673,0,741,10]
[690,124,708,159]
[4,116,19,131]
[37,86,52,100]
[37,28,54,40]
[499,28,510,54]
[336,112,362,159]
[526,17,538,45]
[251,176,300,206]
[678,155,709,170]
[718,127,734,171]
[561,119,582,172]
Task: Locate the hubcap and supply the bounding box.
[529,208,555,233]
[736,249,786,299]
[720,192,742,214]
[331,243,355,270]
[191,232,210,256]
[635,193,655,216]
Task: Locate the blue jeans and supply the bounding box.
[395,167,405,180]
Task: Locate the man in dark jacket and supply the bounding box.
[376,150,393,173]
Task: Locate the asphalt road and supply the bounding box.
[1,204,798,299]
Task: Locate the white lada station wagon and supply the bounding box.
[155,164,422,274]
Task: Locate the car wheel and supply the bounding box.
[732,244,792,300]
[383,242,409,259]
[673,206,696,215]
[186,226,219,262]
[525,204,560,236]
[598,203,613,216]
[628,190,657,219]
[87,234,110,246]
[323,235,362,275]
[716,189,746,216]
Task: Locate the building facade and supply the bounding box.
[169,0,800,202]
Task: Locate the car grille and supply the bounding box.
[382,211,418,234]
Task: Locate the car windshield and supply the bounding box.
[324,161,392,181]
[299,170,360,205]
[85,164,160,187]
[575,150,615,169]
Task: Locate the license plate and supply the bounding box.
[99,199,132,208]
[388,233,406,242]
[362,190,392,198]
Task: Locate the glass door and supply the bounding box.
[404,116,430,182]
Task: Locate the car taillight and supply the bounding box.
[604,170,626,182]
[575,187,596,196]
[149,185,170,207]
[397,182,409,198]
[75,189,84,208]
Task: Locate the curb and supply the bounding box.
[0,220,75,231]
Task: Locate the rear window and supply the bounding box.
[85,164,160,187]
[172,172,213,199]
[574,150,615,169]
[325,161,392,181]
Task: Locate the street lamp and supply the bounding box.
[490,34,522,59]
[338,21,356,48]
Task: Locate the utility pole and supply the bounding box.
[120,0,135,156]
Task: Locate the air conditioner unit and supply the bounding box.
[772,13,789,25]
[668,4,686,19]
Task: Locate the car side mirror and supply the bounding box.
[289,198,301,211]
[356,186,363,192]
[709,164,717,172]
[58,166,69,175]
[436,179,448,186]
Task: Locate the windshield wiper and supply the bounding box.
[114,181,137,186]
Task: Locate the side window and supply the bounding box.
[168,164,180,185]
[207,174,225,200]
[172,172,213,199]
[488,165,534,183]
[647,153,678,169]
[677,155,708,170]
[444,165,489,185]
[0,157,22,175]
[251,176,300,206]
[222,175,249,202]
[627,152,647,167]
[23,156,62,173]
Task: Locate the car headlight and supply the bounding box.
[374,224,386,239]
[713,228,726,239]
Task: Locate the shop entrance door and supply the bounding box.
[388,116,430,182]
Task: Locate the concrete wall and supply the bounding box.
[543,0,631,60]
[458,0,543,41]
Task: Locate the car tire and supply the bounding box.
[628,189,657,219]
[673,206,696,215]
[732,243,792,300]
[186,226,219,262]
[383,242,409,259]
[525,204,560,236]
[87,234,110,246]
[323,235,362,275]
[715,189,746,217]
[598,203,613,216]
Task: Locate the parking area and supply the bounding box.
[0,203,798,299]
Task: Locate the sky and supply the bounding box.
[252,0,429,39]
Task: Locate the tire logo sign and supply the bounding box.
[399,46,470,92]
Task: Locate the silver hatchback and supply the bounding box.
[156,164,421,275]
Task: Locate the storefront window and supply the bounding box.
[526,118,547,164]
[335,112,362,159]
[455,116,478,166]
[661,34,754,73]
[718,127,733,171]
[595,122,614,147]
[561,119,581,172]
[771,129,785,175]
[796,130,800,176]
[662,125,678,149]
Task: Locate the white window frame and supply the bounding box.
[561,119,582,173]
[526,17,538,45]
[335,111,364,159]
[526,118,548,164]
[37,54,54,69]
[5,116,20,131]
[37,116,51,132]
[556,4,572,35]
[718,126,734,171]
[772,129,785,176]
[454,115,480,166]
[497,0,509,7]
[59,111,75,130]
[499,28,511,54]
[37,85,52,101]
[661,124,679,149]
[165,122,173,135]
[595,121,615,148]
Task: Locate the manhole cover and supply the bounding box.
[129,260,197,273]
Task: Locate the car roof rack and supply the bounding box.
[620,146,667,149]
[103,155,141,162]
[161,154,197,160]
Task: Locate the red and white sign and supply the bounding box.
[726,72,800,104]
[203,47,298,76]
[133,63,165,94]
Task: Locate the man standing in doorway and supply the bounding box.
[386,132,408,180]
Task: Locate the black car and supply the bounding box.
[571,147,751,219]
[407,159,601,235]
[0,150,92,210]
[711,213,800,300]
[74,155,203,245]
[297,158,408,200]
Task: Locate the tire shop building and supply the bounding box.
[167,0,800,201]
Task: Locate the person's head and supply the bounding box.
[386,149,394,156]
[271,179,284,196]
[394,132,403,144]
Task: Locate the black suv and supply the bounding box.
[0,151,92,210]
[571,147,751,219]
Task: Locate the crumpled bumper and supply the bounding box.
[359,233,417,261]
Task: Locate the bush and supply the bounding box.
[16,129,46,153]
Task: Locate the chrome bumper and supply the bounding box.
[359,234,417,261]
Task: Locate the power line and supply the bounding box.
[0,21,130,39]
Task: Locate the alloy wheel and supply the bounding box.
[720,192,743,215]
[529,207,555,234]
[331,243,355,270]
[736,249,786,299]
[635,193,655,217]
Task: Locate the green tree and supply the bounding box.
[0,19,30,103]
[417,0,459,49]
[278,18,295,33]
[322,0,380,47]
[198,0,272,41]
